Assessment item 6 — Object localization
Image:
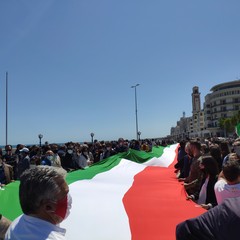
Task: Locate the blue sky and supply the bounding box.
[1,0,240,145]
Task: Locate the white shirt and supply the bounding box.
[197,176,209,205]
[5,214,66,240]
[214,178,240,204]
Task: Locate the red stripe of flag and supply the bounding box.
[123,146,205,240]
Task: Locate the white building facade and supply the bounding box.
[204,80,240,137]
[170,80,240,140]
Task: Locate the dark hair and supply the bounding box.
[222,159,240,182]
[201,144,210,154]
[210,144,223,169]
[81,146,88,152]
[219,141,230,156]
[190,140,201,151]
[179,140,186,149]
[210,145,221,159]
[4,145,12,150]
[200,156,219,177]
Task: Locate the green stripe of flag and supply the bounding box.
[66,146,165,184]
[0,145,167,221]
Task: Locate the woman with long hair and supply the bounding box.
[186,155,219,210]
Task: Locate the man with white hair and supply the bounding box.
[5,166,72,240]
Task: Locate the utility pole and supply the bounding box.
[131,84,140,140]
[6,72,8,145]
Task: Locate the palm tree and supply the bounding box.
[219,111,240,137]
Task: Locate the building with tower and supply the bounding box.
[170,79,240,140]
[192,86,201,113]
[170,86,206,140]
[189,86,206,138]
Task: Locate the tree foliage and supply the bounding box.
[218,111,240,135]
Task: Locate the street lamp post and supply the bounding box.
[138,131,141,141]
[90,133,94,144]
[38,134,43,147]
[131,84,140,140]
[5,72,8,146]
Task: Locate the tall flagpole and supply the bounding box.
[6,72,8,145]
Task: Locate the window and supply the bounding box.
[194,89,198,94]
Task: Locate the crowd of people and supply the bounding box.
[175,137,240,239]
[1,136,240,239]
[0,137,172,239]
[175,137,240,209]
[0,138,171,185]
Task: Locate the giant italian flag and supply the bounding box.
[0,144,205,240]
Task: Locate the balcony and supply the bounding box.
[211,100,240,107]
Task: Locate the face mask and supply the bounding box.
[234,146,240,157]
[83,152,88,155]
[55,193,72,220]
[67,150,73,154]
[47,156,53,161]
